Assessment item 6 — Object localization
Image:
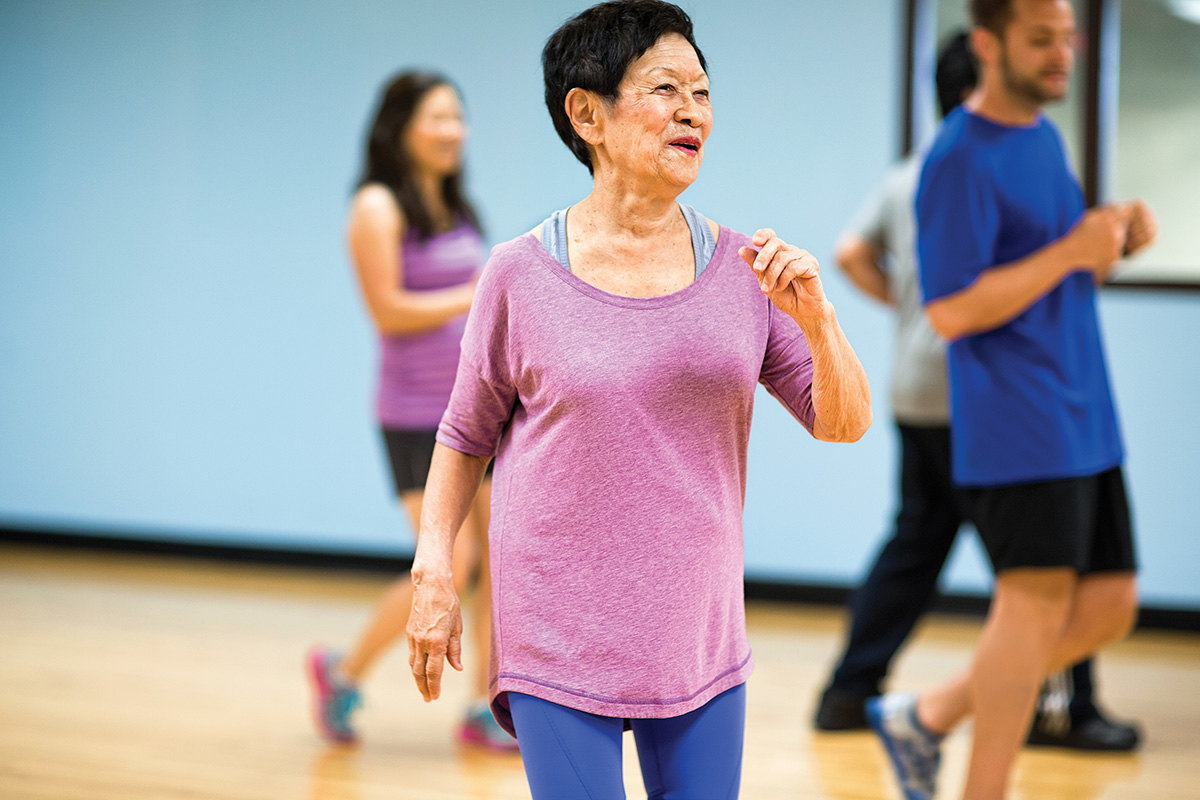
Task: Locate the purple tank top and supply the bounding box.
[377,223,484,429]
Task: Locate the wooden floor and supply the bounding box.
[2,544,1198,800]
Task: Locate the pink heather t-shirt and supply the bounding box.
[436,222,816,735]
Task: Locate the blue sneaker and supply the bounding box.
[458,702,520,753]
[866,692,942,800]
[307,646,362,744]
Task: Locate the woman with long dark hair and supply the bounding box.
[307,71,514,752]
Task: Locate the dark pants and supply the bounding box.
[828,423,1098,715]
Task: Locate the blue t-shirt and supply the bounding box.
[916,108,1123,487]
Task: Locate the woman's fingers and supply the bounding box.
[411,637,459,702]
[411,644,433,701]
[447,626,464,672]
[752,238,786,287]
[738,246,758,269]
[422,644,446,701]
[407,587,464,703]
[759,238,798,292]
[743,230,822,306]
[741,229,780,280]
[751,227,776,247]
[764,246,818,294]
[777,250,819,287]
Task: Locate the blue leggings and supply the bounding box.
[507,683,745,800]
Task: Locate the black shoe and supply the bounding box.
[814,686,872,731]
[1026,707,1142,752]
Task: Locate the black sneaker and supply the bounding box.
[1026,707,1142,752]
[814,686,871,731]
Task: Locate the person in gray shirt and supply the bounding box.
[813,31,1139,753]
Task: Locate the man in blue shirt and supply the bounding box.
[818,31,1140,754]
[866,2,1157,799]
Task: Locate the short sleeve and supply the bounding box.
[759,304,816,434]
[916,146,1000,303]
[436,246,520,458]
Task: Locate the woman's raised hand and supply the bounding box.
[407,572,464,702]
[739,229,833,323]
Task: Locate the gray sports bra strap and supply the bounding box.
[541,208,571,270]
[540,204,715,278]
[679,203,716,279]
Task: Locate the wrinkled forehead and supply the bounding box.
[621,33,708,86]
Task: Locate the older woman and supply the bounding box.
[407,1,871,796]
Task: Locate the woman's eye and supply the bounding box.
[656,84,676,94]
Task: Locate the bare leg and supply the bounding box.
[961,569,1075,800]
[1041,572,1137,673]
[918,571,1138,733]
[914,569,1137,800]
[339,489,479,682]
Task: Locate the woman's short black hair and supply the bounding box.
[936,31,978,117]
[542,0,707,173]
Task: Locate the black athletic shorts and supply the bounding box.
[967,466,1137,575]
[381,427,492,495]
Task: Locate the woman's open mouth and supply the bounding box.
[668,137,701,155]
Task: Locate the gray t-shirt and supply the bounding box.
[847,155,948,424]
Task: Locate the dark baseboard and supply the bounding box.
[4,527,1197,632]
[742,579,992,617]
[0,526,412,575]
[743,578,1200,632]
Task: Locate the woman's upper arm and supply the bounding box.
[759,306,817,434]
[347,185,405,323]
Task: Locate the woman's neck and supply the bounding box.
[573,170,683,242]
[560,167,696,299]
[414,170,451,228]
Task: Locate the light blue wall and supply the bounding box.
[2,1,1196,610]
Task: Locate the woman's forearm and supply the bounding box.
[794,308,872,443]
[411,443,490,584]
[408,443,489,702]
[368,283,476,336]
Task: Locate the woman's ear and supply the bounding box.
[565,87,604,147]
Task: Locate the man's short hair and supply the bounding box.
[970,0,1015,36]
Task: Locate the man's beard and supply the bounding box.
[1000,48,1068,106]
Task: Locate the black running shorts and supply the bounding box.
[968,466,1137,575]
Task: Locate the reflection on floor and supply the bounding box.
[1,544,1197,799]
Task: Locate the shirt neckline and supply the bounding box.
[961,106,1046,132]
[519,221,733,310]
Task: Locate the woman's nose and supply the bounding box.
[675,97,704,127]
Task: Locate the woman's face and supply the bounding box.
[599,33,712,191]
[403,84,466,178]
